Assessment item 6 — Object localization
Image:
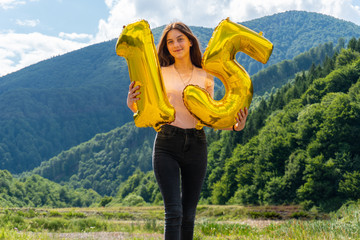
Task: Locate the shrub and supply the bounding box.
[122,194,146,206]
[99,196,113,207]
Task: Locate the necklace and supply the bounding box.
[174,65,197,126]
[173,64,198,126]
[174,65,194,88]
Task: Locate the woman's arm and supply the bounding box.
[127,81,141,113]
[221,107,249,132]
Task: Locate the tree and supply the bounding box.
[348,37,358,51]
[262,176,287,204]
[297,155,341,211]
[339,171,360,200]
[335,49,360,68]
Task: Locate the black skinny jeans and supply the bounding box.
[153,125,207,240]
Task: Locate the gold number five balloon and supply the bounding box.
[115,20,175,132]
[183,18,273,129]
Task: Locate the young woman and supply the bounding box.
[127,22,248,240]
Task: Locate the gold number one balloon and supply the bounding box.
[115,20,175,132]
[183,18,274,129]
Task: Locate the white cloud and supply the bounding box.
[0,0,26,9]
[0,32,87,76]
[320,0,360,25]
[104,0,116,8]
[15,19,40,27]
[59,32,93,41]
[95,0,137,42]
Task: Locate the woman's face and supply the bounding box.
[166,29,192,61]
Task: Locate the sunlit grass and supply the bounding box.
[0,202,359,239]
[0,227,51,240]
[192,202,360,239]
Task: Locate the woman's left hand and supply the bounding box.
[233,107,248,132]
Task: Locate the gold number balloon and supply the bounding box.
[183,18,273,129]
[115,20,175,132]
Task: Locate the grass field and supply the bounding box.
[0,202,359,239]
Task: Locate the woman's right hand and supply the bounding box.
[127,81,141,113]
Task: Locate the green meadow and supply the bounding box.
[1,201,359,239]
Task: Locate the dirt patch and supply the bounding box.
[48,231,162,240]
[216,219,284,228]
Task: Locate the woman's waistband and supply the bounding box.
[160,124,204,134]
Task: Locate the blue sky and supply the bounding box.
[1,0,360,76]
[0,0,108,38]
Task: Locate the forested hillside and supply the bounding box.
[204,40,360,212]
[240,11,360,74]
[31,122,155,196]
[251,41,341,95]
[1,11,360,173]
[0,170,100,207]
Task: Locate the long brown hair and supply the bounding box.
[157,22,202,68]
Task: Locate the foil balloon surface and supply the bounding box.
[183,18,273,129]
[115,20,175,132]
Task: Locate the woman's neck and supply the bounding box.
[174,58,193,72]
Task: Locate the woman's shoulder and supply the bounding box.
[161,64,174,74]
[194,66,205,75]
[194,66,213,80]
[161,64,173,70]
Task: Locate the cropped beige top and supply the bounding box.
[161,64,214,129]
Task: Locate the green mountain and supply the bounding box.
[31,122,155,196]
[0,40,133,173]
[1,11,360,174]
[240,11,360,74]
[207,47,360,212]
